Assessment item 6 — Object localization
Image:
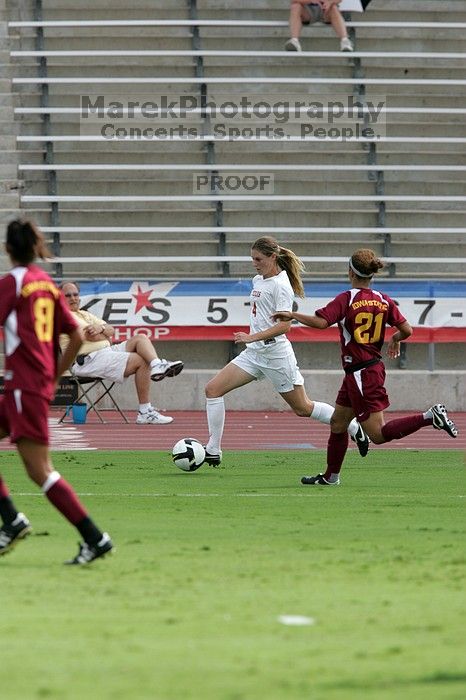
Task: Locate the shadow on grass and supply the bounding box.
[328,671,466,691]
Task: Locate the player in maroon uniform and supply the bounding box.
[0,219,113,562]
[273,248,458,485]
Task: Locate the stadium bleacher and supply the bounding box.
[5,0,466,278]
[2,0,466,409]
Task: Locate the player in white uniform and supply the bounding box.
[203,237,369,465]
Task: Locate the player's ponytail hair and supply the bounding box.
[350,248,384,279]
[252,236,305,298]
[6,219,51,265]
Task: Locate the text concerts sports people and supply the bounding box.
[273,248,458,486]
[202,236,369,466]
[0,219,113,564]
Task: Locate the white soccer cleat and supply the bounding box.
[351,423,370,457]
[301,473,340,486]
[0,512,32,556]
[65,533,113,565]
[202,448,223,467]
[430,404,458,438]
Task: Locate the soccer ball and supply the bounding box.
[172,438,206,472]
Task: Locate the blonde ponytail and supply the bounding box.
[251,237,305,298]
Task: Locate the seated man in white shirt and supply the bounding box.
[60,282,183,425]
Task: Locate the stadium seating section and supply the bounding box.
[3,0,466,280]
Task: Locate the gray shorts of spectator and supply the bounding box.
[303,3,331,25]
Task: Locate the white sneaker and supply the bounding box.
[285,38,302,52]
[340,37,353,52]
[136,408,174,425]
[150,359,184,382]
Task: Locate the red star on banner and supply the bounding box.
[132,285,153,313]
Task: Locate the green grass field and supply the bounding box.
[0,448,465,700]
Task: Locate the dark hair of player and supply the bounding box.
[6,219,51,266]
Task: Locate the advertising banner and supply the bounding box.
[74,280,466,343]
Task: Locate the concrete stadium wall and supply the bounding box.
[150,340,466,372]
[101,370,466,413]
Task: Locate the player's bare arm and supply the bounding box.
[387,320,412,359]
[272,311,329,329]
[233,319,292,345]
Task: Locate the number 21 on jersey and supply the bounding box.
[354,311,384,344]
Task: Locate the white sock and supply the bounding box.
[311,401,360,438]
[206,397,225,454]
[310,401,334,424]
[150,359,162,369]
[139,403,151,413]
[423,409,433,420]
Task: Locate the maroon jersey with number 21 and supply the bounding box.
[315,288,407,370]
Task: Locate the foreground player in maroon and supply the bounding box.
[0,219,113,562]
[273,248,458,485]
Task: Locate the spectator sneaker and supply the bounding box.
[0,512,32,555]
[285,38,302,52]
[151,359,184,382]
[136,408,174,425]
[340,37,354,52]
[430,404,458,438]
[301,473,340,486]
[65,532,113,565]
[351,423,370,457]
[203,448,223,467]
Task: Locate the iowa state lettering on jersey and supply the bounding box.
[351,298,388,312]
[21,280,60,298]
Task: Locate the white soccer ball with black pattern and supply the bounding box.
[172,438,206,472]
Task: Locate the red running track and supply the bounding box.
[2,409,460,452]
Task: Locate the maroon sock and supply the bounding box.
[324,431,349,479]
[43,475,88,525]
[0,477,9,499]
[0,476,18,524]
[381,414,432,442]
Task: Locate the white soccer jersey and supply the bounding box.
[247,269,294,356]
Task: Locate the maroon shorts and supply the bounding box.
[0,391,50,445]
[336,362,390,423]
